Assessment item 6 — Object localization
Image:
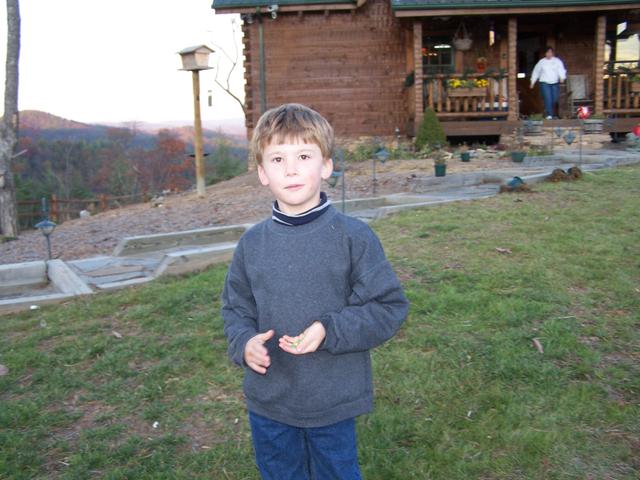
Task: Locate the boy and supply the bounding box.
[221,103,408,480]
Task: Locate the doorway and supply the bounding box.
[517,33,545,117]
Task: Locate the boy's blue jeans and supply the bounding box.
[249,411,362,480]
[539,82,559,118]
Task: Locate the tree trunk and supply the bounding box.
[0,0,20,238]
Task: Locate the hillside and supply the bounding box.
[3,155,519,265]
[18,110,245,148]
[20,110,90,130]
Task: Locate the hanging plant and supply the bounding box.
[453,21,472,51]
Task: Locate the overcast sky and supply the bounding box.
[0,0,245,124]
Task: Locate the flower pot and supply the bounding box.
[510,151,526,163]
[524,120,544,135]
[435,164,447,177]
[460,152,471,162]
[448,87,486,98]
[582,119,604,134]
[453,37,472,51]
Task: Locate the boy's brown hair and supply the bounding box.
[250,103,334,165]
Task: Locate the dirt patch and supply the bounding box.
[2,156,519,265]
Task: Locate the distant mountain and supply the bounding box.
[132,118,247,140]
[20,110,90,130]
[18,110,246,148]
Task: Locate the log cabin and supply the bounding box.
[211,0,640,141]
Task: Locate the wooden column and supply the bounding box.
[507,17,518,121]
[413,19,424,129]
[192,71,206,197]
[594,15,606,115]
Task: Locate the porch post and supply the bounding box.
[507,17,518,121]
[594,15,606,115]
[413,19,424,129]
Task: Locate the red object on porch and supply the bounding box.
[633,125,640,137]
[577,106,591,119]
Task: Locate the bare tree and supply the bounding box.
[0,0,20,238]
[211,17,245,115]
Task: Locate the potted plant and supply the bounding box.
[460,145,471,162]
[453,21,472,51]
[434,154,447,177]
[581,112,606,134]
[524,114,544,135]
[618,67,640,93]
[447,78,488,97]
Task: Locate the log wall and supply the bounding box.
[242,0,411,140]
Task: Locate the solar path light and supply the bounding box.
[373,146,390,196]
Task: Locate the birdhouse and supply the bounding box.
[178,45,214,71]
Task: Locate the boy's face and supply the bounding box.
[257,137,333,215]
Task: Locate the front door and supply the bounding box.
[517,33,545,117]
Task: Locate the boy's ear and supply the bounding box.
[257,164,270,186]
[321,157,334,180]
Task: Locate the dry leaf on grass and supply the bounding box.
[495,247,512,254]
[112,330,123,339]
[532,338,544,354]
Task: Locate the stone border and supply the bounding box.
[0,260,93,313]
[113,224,251,257]
[3,154,639,314]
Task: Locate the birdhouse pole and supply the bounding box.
[191,70,206,197]
[178,45,214,198]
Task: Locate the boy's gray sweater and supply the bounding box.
[221,205,408,428]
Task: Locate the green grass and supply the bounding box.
[1,165,639,479]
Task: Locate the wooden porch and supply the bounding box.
[438,117,639,137]
[409,12,640,134]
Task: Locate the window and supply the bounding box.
[422,36,454,75]
[605,22,639,70]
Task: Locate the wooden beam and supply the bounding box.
[414,19,424,129]
[440,120,515,136]
[437,112,509,118]
[394,4,640,17]
[603,109,640,115]
[219,4,357,14]
[594,15,606,115]
[508,17,518,121]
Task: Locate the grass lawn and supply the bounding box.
[1,165,639,479]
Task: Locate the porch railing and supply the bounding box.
[423,73,509,117]
[603,68,640,113]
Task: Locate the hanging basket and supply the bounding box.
[453,21,472,51]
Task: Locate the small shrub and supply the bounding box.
[415,108,447,151]
[345,144,377,163]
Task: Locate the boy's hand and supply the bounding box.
[279,321,326,355]
[244,330,274,374]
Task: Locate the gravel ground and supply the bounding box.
[2,155,517,265]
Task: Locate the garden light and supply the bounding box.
[372,146,390,196]
[35,219,56,260]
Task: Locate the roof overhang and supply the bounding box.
[212,0,359,13]
[392,0,640,16]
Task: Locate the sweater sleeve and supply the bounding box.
[557,58,567,82]
[221,238,258,367]
[531,60,541,85]
[318,226,409,355]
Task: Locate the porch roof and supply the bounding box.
[212,0,356,9]
[392,0,638,10]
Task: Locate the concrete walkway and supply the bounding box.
[3,150,639,314]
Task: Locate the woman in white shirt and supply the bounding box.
[530,47,567,119]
